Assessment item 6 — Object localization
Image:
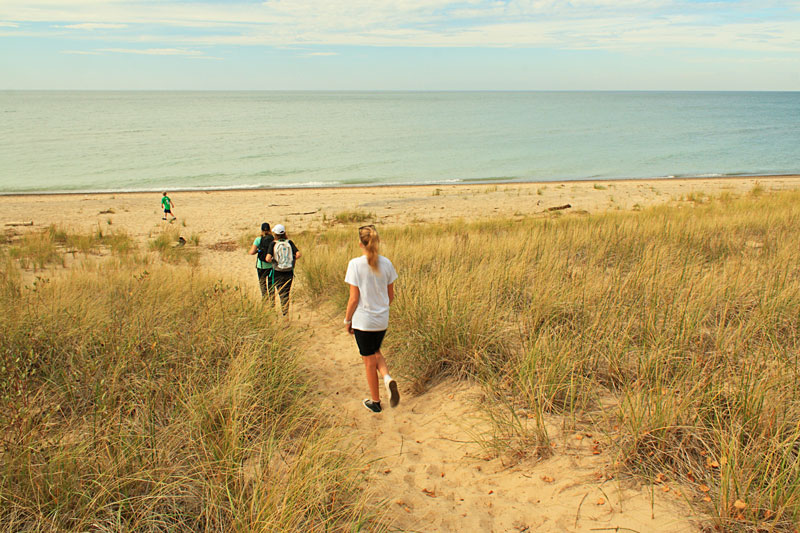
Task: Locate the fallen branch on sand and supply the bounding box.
[5,221,33,227]
[547,204,572,211]
[287,210,318,216]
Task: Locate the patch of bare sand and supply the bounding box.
[292,304,701,533]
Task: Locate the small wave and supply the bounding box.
[267,181,341,188]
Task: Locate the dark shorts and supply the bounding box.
[164,209,172,214]
[353,329,386,356]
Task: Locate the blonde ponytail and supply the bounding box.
[359,225,380,271]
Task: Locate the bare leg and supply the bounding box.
[363,354,381,402]
[374,350,389,378]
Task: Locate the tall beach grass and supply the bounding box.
[301,190,800,531]
[0,259,384,531]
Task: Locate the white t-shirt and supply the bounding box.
[344,255,398,331]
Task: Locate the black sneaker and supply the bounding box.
[363,399,382,413]
[386,379,400,408]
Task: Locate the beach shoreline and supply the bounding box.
[5,174,799,285]
[3,173,800,198]
[3,175,799,242]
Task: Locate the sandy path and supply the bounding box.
[291,304,701,532]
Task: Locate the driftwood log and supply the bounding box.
[547,204,572,212]
[5,221,33,227]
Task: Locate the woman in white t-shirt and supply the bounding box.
[344,224,399,413]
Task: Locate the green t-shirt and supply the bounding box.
[161,196,172,210]
[254,236,273,270]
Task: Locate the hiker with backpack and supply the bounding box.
[265,224,300,316]
[248,222,275,301]
[344,224,400,413]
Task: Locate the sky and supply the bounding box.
[1,0,799,90]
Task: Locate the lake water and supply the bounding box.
[1,91,798,194]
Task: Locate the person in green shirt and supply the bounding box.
[248,222,275,301]
[161,192,176,221]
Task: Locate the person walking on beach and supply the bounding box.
[161,192,176,221]
[344,224,400,413]
[265,224,300,316]
[248,222,275,301]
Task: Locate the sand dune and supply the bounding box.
[296,305,699,532]
[5,176,800,531]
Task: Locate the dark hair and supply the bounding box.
[261,222,270,232]
[358,225,379,271]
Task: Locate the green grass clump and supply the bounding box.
[333,210,375,224]
[0,262,384,532]
[149,228,198,265]
[8,226,139,271]
[9,231,64,270]
[304,190,800,531]
[239,232,258,250]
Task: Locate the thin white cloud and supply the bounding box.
[307,52,338,56]
[0,21,19,27]
[99,47,204,56]
[62,22,127,29]
[60,49,102,55]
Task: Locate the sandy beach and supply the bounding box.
[3,175,799,286]
[4,175,800,532]
[4,175,799,239]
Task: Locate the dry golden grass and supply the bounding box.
[300,190,800,531]
[0,259,386,531]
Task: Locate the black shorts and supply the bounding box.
[164,209,172,214]
[353,329,386,356]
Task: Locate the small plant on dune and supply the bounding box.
[103,230,137,255]
[593,183,607,190]
[750,181,765,196]
[239,231,258,250]
[47,224,69,243]
[686,191,707,203]
[474,394,552,461]
[333,210,375,224]
[149,228,198,265]
[148,227,180,253]
[9,231,63,270]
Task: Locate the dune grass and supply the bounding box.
[7,225,139,270]
[332,210,376,225]
[148,227,199,265]
[0,259,385,531]
[300,190,800,531]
